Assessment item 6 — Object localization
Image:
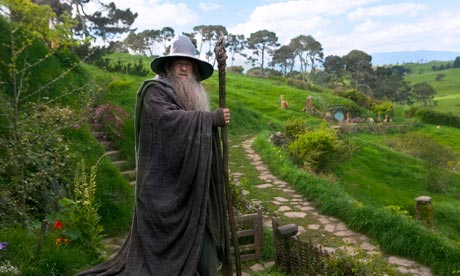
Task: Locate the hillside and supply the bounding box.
[403,64,460,115]
[371,50,460,66]
[92,59,460,274]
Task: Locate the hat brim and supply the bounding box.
[150,54,214,80]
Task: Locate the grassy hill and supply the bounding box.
[88,58,460,274]
[403,63,460,115]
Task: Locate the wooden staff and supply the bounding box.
[214,32,242,276]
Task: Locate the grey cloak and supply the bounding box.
[75,75,232,276]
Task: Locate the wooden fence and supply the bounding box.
[233,206,264,262]
[272,215,330,275]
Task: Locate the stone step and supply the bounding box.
[105,150,121,160]
[112,160,128,169]
[99,141,113,150]
[121,170,137,181]
[92,130,110,141]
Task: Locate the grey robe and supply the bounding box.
[75,75,232,276]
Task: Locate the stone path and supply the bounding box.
[96,128,433,276]
[232,137,432,276]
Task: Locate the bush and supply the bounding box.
[284,118,307,141]
[227,66,244,74]
[416,108,460,128]
[287,126,352,173]
[286,78,323,92]
[0,105,79,223]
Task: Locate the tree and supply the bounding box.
[343,50,373,95]
[270,45,295,75]
[0,0,86,222]
[247,30,279,77]
[159,26,174,54]
[289,35,323,81]
[33,0,137,42]
[323,55,345,87]
[411,82,437,107]
[226,33,247,67]
[453,56,460,68]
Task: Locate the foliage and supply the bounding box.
[285,77,323,92]
[227,65,244,74]
[384,132,455,193]
[411,82,437,107]
[283,118,307,141]
[454,57,460,68]
[412,108,460,128]
[254,134,460,275]
[247,30,280,76]
[335,89,374,109]
[94,56,150,76]
[0,105,79,223]
[287,125,353,173]
[372,101,394,117]
[36,0,137,42]
[91,102,130,138]
[47,158,106,259]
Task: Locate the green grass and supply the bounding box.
[404,65,460,115]
[4,50,460,275]
[84,59,460,274]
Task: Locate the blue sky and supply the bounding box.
[111,0,460,57]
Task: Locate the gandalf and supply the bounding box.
[75,35,232,276]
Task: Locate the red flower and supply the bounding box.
[53,221,63,230]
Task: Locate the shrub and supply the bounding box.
[0,105,78,224]
[91,103,129,138]
[415,108,460,128]
[287,126,353,173]
[286,78,323,92]
[227,66,244,74]
[283,118,307,141]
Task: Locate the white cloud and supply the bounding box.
[199,2,221,12]
[112,0,198,32]
[229,0,376,44]
[347,3,428,21]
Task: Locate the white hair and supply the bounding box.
[167,64,210,111]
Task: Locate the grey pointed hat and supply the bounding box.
[150,35,214,80]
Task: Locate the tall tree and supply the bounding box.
[247,29,279,77]
[33,0,138,42]
[373,66,411,104]
[453,56,460,68]
[270,45,295,75]
[160,26,174,50]
[289,35,322,81]
[343,49,373,95]
[226,33,247,67]
[193,24,207,58]
[323,55,345,88]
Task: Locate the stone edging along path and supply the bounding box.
[232,137,432,276]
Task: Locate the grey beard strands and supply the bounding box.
[169,74,210,111]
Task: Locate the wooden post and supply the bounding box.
[415,196,433,227]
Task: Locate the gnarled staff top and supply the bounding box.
[214,32,227,70]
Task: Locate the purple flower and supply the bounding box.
[0,242,8,250]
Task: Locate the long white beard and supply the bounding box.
[169,74,210,111]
